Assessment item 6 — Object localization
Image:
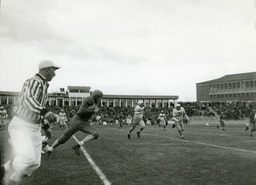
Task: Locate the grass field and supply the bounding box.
[1,120,256,185]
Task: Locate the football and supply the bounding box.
[87,105,96,111]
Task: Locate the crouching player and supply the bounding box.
[171,104,190,139]
[47,90,103,157]
[217,112,226,131]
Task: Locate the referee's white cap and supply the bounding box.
[38,59,60,70]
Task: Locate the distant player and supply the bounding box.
[47,90,103,157]
[158,111,167,131]
[217,112,226,131]
[172,104,190,139]
[247,109,256,136]
[59,109,67,130]
[0,106,7,131]
[126,114,132,125]
[128,100,145,139]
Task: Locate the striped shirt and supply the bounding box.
[13,73,49,124]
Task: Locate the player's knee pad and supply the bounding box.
[93,132,99,139]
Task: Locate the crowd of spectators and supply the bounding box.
[1,101,255,125]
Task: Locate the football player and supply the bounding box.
[59,109,67,130]
[247,109,256,136]
[158,111,167,131]
[217,112,226,131]
[47,90,103,157]
[172,104,190,139]
[128,100,145,139]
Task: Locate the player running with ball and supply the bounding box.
[47,90,103,157]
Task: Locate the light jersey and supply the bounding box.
[0,109,7,118]
[134,105,144,119]
[173,107,186,122]
[158,113,166,121]
[59,112,67,120]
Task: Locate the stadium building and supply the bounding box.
[0,86,178,108]
[196,72,256,102]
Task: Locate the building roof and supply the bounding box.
[103,94,179,100]
[197,72,256,85]
[67,86,91,90]
[0,91,19,96]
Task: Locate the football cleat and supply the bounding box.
[137,131,140,138]
[128,134,131,139]
[0,166,4,183]
[46,150,52,158]
[72,144,81,156]
[181,135,184,139]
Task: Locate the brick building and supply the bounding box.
[196,72,256,102]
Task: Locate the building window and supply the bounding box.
[232,82,236,89]
[228,83,232,89]
[80,89,86,93]
[245,81,250,88]
[237,82,240,88]
[241,82,245,88]
[249,81,253,88]
[221,84,224,89]
[127,99,132,107]
[69,89,79,93]
[209,84,212,90]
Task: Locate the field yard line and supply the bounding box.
[185,130,249,139]
[112,128,256,155]
[146,133,256,154]
[72,135,111,185]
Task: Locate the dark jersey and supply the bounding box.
[76,96,95,121]
[249,112,256,123]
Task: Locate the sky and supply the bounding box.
[0,0,255,101]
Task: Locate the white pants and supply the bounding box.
[6,116,42,178]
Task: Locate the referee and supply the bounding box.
[1,60,60,184]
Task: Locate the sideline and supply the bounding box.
[72,135,111,185]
